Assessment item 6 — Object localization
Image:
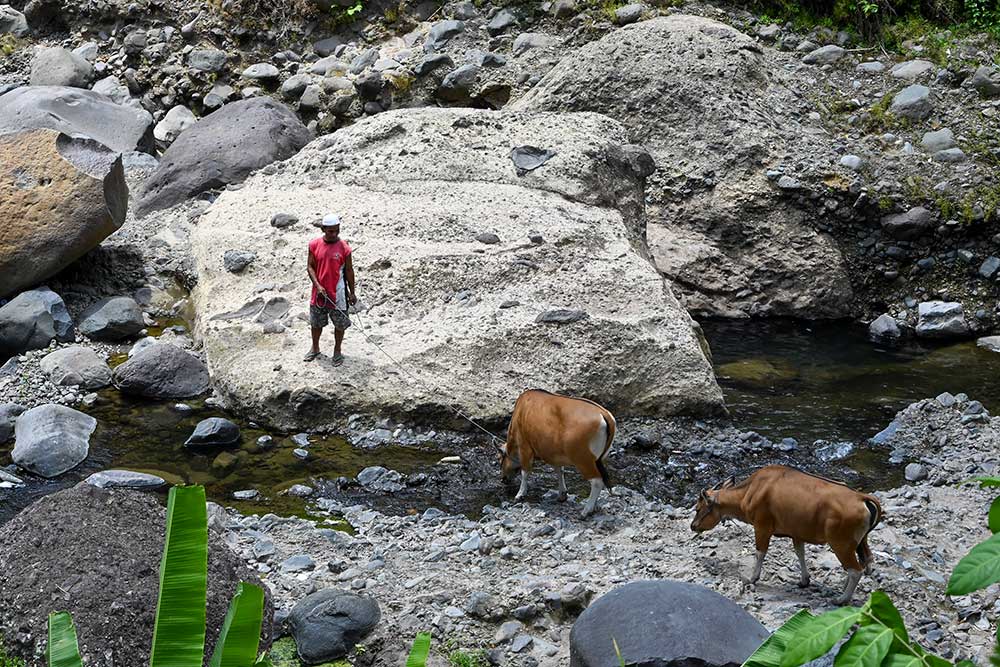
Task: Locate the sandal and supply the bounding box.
[331,353,344,367]
[303,350,320,362]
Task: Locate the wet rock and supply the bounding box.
[0,403,26,443]
[79,297,144,341]
[915,301,968,339]
[869,313,901,341]
[85,469,165,489]
[357,466,405,492]
[185,417,241,447]
[135,98,312,217]
[30,46,93,87]
[881,206,934,241]
[288,589,380,663]
[113,344,210,398]
[12,404,95,477]
[0,130,127,298]
[569,580,768,667]
[40,346,112,389]
[0,287,74,358]
[977,336,1000,353]
[802,45,845,64]
[889,85,933,121]
[815,440,853,461]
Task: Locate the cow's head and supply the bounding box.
[690,476,735,532]
[498,441,520,479]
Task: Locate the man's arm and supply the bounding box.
[308,248,327,298]
[344,253,356,305]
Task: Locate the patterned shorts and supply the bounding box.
[309,304,352,331]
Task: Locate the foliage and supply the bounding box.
[0,638,25,667]
[406,633,431,667]
[45,486,267,667]
[0,35,26,56]
[747,477,1000,667]
[447,649,489,667]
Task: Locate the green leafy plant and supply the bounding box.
[406,633,431,667]
[747,477,1000,667]
[448,648,488,667]
[0,637,25,667]
[46,486,267,667]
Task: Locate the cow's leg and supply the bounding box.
[793,540,810,587]
[582,477,604,517]
[750,528,772,584]
[859,538,874,574]
[515,469,530,501]
[830,541,865,605]
[514,449,534,502]
[556,467,568,502]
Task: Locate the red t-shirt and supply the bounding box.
[309,237,352,307]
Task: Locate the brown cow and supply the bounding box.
[500,389,616,516]
[690,465,883,604]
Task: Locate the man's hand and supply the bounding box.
[317,286,329,302]
[348,292,357,306]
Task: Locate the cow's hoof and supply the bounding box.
[557,492,568,502]
[798,579,810,588]
[581,507,595,518]
[514,494,525,502]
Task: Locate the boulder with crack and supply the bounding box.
[191,108,725,430]
[0,129,127,298]
[513,15,853,319]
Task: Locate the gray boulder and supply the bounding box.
[920,128,954,152]
[29,46,93,88]
[0,403,26,443]
[615,3,645,24]
[79,297,144,341]
[889,84,933,121]
[915,301,968,339]
[153,105,197,144]
[39,346,111,388]
[438,65,479,102]
[802,45,845,65]
[85,469,165,489]
[869,313,901,341]
[880,206,934,240]
[0,5,28,36]
[12,404,96,477]
[977,336,1000,353]
[223,250,256,273]
[112,344,210,398]
[890,59,934,80]
[242,63,280,81]
[424,19,464,52]
[135,98,312,216]
[288,589,380,664]
[188,48,228,73]
[0,287,74,359]
[971,66,1000,98]
[569,580,769,667]
[0,86,154,153]
[185,417,241,447]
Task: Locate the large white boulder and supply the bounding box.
[191,108,725,429]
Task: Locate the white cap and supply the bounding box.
[321,213,341,228]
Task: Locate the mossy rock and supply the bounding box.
[268,636,352,667]
[716,358,800,386]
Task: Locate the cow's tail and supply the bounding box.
[597,413,616,494]
[856,495,883,569]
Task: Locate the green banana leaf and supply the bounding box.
[150,485,209,667]
[47,612,83,667]
[209,583,265,667]
[742,610,815,667]
[405,633,431,667]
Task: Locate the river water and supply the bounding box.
[3,319,997,524]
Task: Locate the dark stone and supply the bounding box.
[0,484,273,665]
[288,589,380,664]
[476,232,501,244]
[881,207,934,241]
[487,9,516,34]
[536,309,588,324]
[0,86,153,153]
[135,98,312,217]
[438,64,480,102]
[185,417,241,447]
[569,580,769,667]
[12,404,95,478]
[0,287,74,359]
[271,213,299,228]
[425,19,464,52]
[511,145,556,174]
[79,296,144,341]
[0,403,26,444]
[414,53,453,76]
[223,250,256,273]
[112,344,210,398]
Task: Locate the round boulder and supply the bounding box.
[12,404,96,478]
[79,296,145,341]
[288,589,380,664]
[185,417,241,447]
[0,287,74,358]
[39,345,112,388]
[569,580,769,667]
[29,46,93,88]
[0,483,273,665]
[112,344,210,398]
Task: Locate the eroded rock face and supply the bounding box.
[0,86,154,153]
[513,15,854,319]
[134,97,313,217]
[0,129,127,298]
[191,108,725,429]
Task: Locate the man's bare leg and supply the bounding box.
[310,327,322,354]
[334,327,345,356]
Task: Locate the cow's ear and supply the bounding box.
[723,475,736,489]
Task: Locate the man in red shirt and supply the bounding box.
[305,213,356,365]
